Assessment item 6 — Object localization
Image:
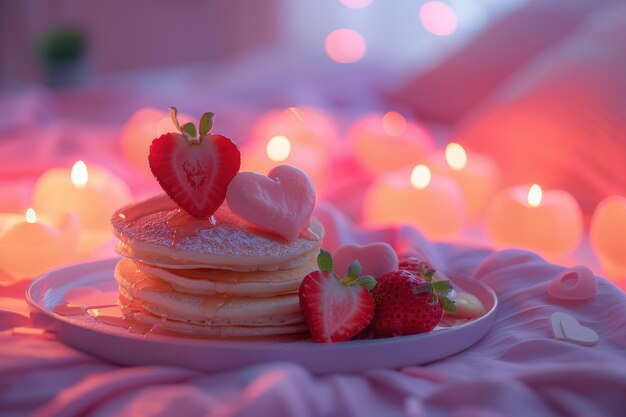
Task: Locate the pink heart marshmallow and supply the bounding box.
[226,165,316,241]
[333,242,398,279]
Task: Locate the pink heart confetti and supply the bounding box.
[548,265,597,301]
[550,312,598,346]
[226,165,316,240]
[333,242,398,279]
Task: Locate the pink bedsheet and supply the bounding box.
[1,73,625,417]
[2,217,625,417]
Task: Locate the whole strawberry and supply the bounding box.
[371,268,456,337]
[399,255,450,283]
[299,249,377,342]
[148,107,240,218]
[399,255,434,275]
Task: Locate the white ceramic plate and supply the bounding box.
[27,258,497,374]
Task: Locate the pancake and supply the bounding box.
[129,256,316,297]
[111,194,323,339]
[120,301,309,339]
[115,260,305,327]
[112,195,324,271]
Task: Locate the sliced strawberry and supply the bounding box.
[148,109,240,218]
[299,249,376,342]
[371,268,456,337]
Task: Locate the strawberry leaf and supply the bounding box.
[181,122,197,139]
[413,282,434,295]
[424,269,436,282]
[344,274,376,289]
[439,295,457,312]
[432,280,453,294]
[354,275,376,290]
[318,249,333,273]
[199,112,215,136]
[346,259,362,279]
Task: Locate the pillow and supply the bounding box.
[387,0,613,123]
[454,3,626,215]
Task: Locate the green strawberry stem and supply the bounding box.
[169,106,182,132]
[429,273,456,313]
[424,269,436,281]
[432,280,453,293]
[316,249,377,291]
[413,266,457,313]
[169,106,199,144]
[439,295,456,312]
[346,259,362,279]
[344,275,377,290]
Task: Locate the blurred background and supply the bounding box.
[1,0,625,285]
[2,0,515,87]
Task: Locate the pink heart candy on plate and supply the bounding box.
[226,165,316,240]
[333,242,398,279]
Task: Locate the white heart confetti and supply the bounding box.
[550,312,598,346]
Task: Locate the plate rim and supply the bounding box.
[26,257,498,351]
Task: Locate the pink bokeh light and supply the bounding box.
[339,0,374,9]
[382,111,407,136]
[325,29,366,64]
[420,1,458,37]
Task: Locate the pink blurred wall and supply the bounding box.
[0,0,279,86]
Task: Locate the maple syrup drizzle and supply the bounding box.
[167,210,217,246]
[300,225,320,241]
[88,306,130,328]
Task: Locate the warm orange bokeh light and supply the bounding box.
[527,184,542,207]
[590,195,626,283]
[410,165,431,190]
[445,143,467,171]
[25,208,37,224]
[484,185,583,257]
[266,135,291,162]
[71,161,88,189]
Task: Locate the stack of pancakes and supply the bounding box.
[111,196,323,339]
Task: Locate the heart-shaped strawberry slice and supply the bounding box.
[226,165,315,240]
[299,249,376,342]
[148,109,240,218]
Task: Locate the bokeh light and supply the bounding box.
[325,29,366,64]
[445,143,467,171]
[382,111,407,136]
[410,165,432,190]
[71,160,88,188]
[266,135,291,162]
[339,0,373,9]
[528,184,543,207]
[420,1,458,36]
[25,208,37,224]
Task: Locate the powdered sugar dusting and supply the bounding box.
[112,197,323,264]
